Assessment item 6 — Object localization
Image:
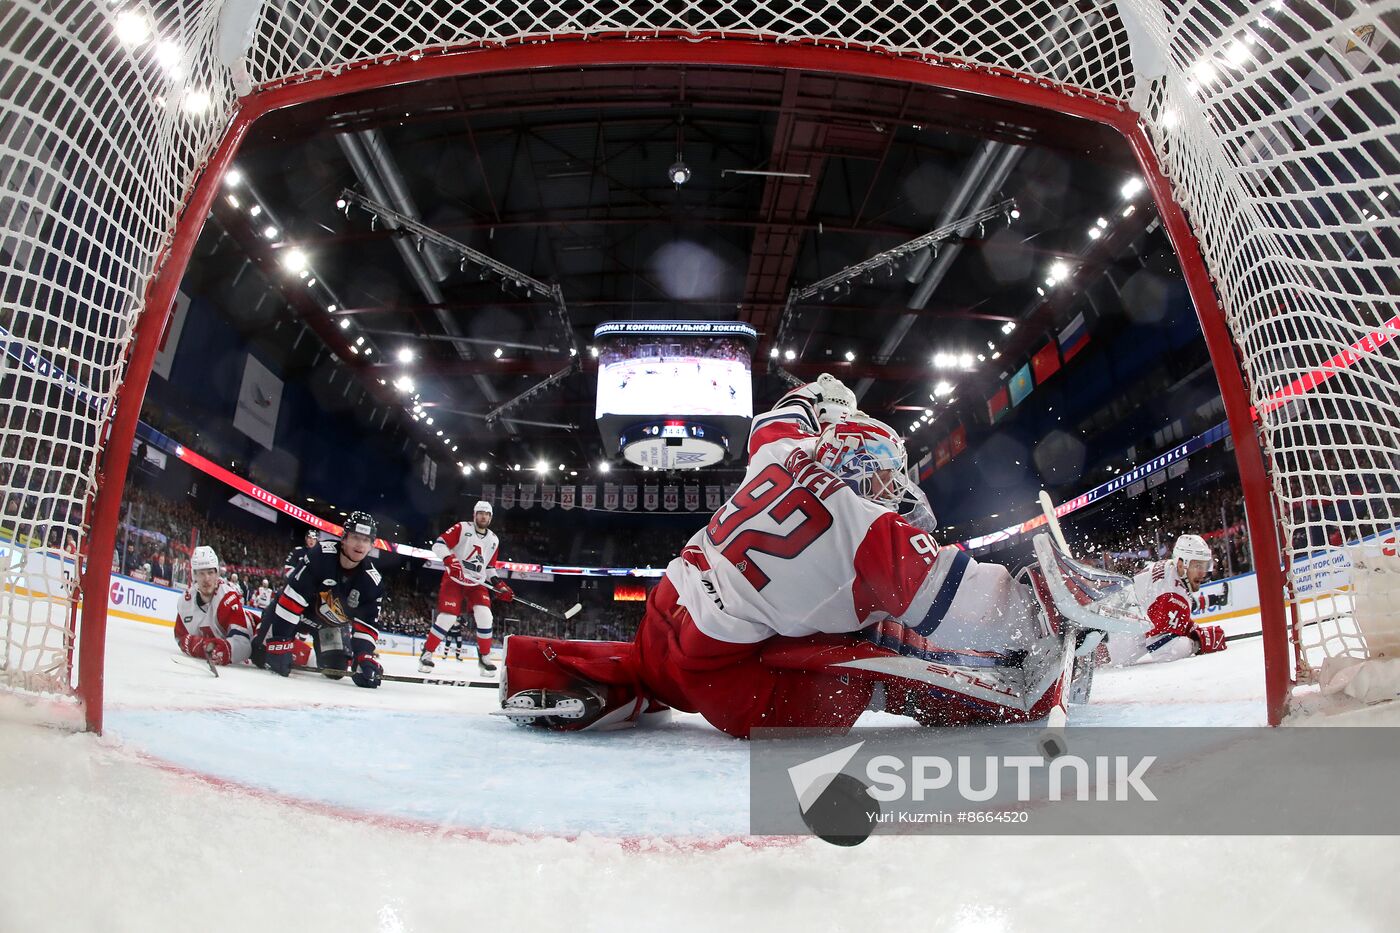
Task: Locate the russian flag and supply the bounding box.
[1058,311,1089,361]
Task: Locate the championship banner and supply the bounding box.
[684,485,700,511]
[603,484,619,510]
[644,485,659,511]
[151,289,191,380]
[232,354,283,450]
[520,484,537,509]
[663,485,679,511]
[622,485,638,510]
[482,483,497,505]
[585,485,600,510]
[560,485,576,510]
[541,484,557,509]
[705,485,722,510]
[501,484,517,509]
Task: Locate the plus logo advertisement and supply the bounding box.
[107,575,178,623]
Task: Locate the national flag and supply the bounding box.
[1031,341,1061,384]
[949,424,967,457]
[1058,311,1089,361]
[1009,363,1034,407]
[988,386,1010,423]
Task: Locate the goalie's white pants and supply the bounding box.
[930,560,1043,655]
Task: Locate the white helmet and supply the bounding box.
[814,415,934,528]
[1172,534,1213,566]
[473,500,493,515]
[190,545,219,573]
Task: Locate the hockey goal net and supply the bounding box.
[2,1,1397,730]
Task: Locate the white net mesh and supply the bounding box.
[2,0,1397,719]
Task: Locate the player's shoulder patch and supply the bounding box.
[364,564,382,587]
[319,540,338,553]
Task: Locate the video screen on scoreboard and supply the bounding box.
[593,321,755,419]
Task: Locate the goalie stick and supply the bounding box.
[1037,491,1078,758]
[292,663,496,688]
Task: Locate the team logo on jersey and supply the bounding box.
[348,589,360,608]
[323,578,338,586]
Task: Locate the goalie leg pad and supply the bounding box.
[498,635,645,731]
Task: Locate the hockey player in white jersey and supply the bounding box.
[173,546,255,666]
[251,578,274,610]
[420,501,514,674]
[1104,534,1228,665]
[500,375,1064,737]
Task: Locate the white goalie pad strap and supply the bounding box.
[832,656,1045,713]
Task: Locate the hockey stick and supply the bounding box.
[509,593,582,621]
[292,663,496,689]
[1037,490,1075,758]
[171,654,219,676]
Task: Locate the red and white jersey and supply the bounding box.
[251,585,274,609]
[433,522,500,586]
[175,579,249,641]
[666,388,966,645]
[1107,559,1206,665]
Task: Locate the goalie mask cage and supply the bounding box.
[2,1,1397,731]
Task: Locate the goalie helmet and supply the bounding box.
[1172,533,1213,566]
[814,416,928,521]
[190,545,219,573]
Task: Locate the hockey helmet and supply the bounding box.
[473,500,494,515]
[190,545,219,573]
[1172,534,1213,567]
[344,511,377,539]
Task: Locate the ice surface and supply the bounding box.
[3,614,1400,931]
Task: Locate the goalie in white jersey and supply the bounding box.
[420,501,514,674]
[500,375,1059,737]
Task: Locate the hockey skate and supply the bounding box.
[478,654,497,674]
[496,687,603,727]
[418,650,435,673]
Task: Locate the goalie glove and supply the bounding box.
[813,373,856,426]
[1192,624,1228,654]
[492,581,515,603]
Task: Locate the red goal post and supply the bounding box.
[3,1,1395,731]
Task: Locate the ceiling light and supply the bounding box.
[181,89,211,115]
[934,381,952,397]
[1001,321,1017,334]
[534,461,548,474]
[784,349,796,361]
[1122,204,1137,218]
[599,462,611,473]
[1121,177,1145,199]
[558,463,565,471]
[436,430,443,436]
[426,418,434,426]
[305,278,316,287]
[462,465,473,475]
[668,158,691,185]
[263,225,278,239]
[248,204,261,217]
[478,461,488,471]
[281,249,307,273]
[326,304,337,312]
[397,348,414,363]
[349,345,359,355]
[958,354,973,368]
[335,198,347,210]
[992,351,1001,360]
[1096,217,1108,228]
[394,375,415,393]
[977,353,986,362]
[845,350,855,362]
[570,470,578,477]
[493,347,504,358]
[589,346,598,357]
[338,318,350,330]
[1009,209,1020,219]
[355,336,364,346]
[769,347,779,358]
[113,10,152,46]
[364,347,373,356]
[1088,228,1102,240]
[226,194,240,208]
[569,347,577,357]
[1036,287,1045,296]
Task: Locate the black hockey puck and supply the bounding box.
[799,772,878,847]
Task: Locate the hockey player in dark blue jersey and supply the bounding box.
[254,511,386,688]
